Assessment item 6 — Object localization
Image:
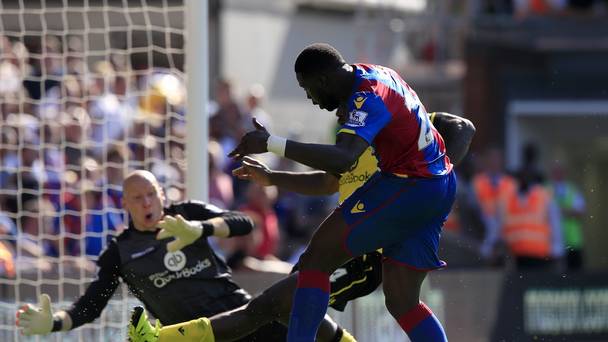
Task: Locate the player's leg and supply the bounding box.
[382,261,447,342]
[341,171,456,341]
[209,272,344,342]
[288,210,356,341]
[135,271,352,342]
[285,171,443,341]
[377,172,456,341]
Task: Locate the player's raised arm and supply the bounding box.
[430,112,476,166]
[233,156,339,196]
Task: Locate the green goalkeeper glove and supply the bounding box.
[157,215,206,252]
[16,294,53,335]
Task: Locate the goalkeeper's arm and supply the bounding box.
[157,211,255,252]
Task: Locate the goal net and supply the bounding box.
[0,0,187,340]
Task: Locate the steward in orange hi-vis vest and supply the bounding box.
[500,185,553,259]
[473,173,516,217]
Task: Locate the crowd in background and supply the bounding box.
[0,33,588,280]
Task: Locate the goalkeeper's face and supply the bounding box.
[122,174,165,231]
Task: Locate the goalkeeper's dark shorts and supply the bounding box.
[292,251,383,311]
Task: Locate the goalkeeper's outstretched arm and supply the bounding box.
[16,243,121,335]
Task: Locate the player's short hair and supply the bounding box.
[294,43,346,76]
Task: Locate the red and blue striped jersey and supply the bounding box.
[338,64,452,178]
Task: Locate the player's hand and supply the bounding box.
[16,294,53,336]
[228,118,270,159]
[232,156,272,186]
[156,214,203,252]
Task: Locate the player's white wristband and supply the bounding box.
[267,135,287,157]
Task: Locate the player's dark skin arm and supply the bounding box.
[233,157,339,195]
[259,109,477,190]
[230,112,475,184]
[283,133,368,175]
[228,119,368,175]
[267,170,338,195]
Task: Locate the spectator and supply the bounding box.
[19,199,59,261]
[499,164,564,271]
[242,83,273,131]
[0,196,17,278]
[208,140,233,209]
[59,106,91,172]
[474,147,517,263]
[23,35,63,100]
[209,78,244,153]
[88,61,133,157]
[81,180,124,257]
[549,160,586,270]
[0,241,15,278]
[239,183,280,260]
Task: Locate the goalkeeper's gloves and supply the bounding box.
[16,294,54,335]
[157,215,210,252]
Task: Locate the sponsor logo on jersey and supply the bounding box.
[339,171,374,186]
[350,200,366,214]
[164,250,187,272]
[354,96,367,109]
[149,258,212,288]
[130,246,155,259]
[346,110,367,127]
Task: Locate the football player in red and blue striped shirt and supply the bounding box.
[229,43,468,342]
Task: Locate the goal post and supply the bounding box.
[184,0,209,202]
[0,0,208,340]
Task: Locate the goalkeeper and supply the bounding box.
[127,112,475,342]
[15,170,355,341]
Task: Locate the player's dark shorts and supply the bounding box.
[340,171,456,270]
[292,251,383,311]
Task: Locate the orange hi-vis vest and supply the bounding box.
[473,173,516,217]
[501,185,552,259]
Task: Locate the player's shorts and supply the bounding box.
[292,251,383,311]
[340,171,456,270]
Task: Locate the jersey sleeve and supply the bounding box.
[338,92,391,144]
[66,241,121,329]
[173,200,225,221]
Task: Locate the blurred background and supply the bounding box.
[0,0,607,341]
